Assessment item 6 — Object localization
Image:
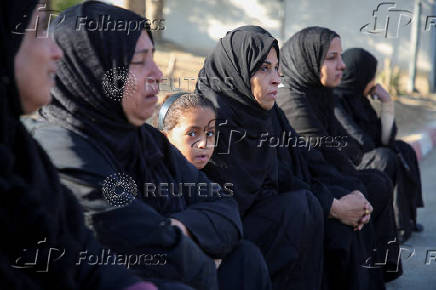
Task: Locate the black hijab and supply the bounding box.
[277,26,364,169]
[196,25,279,128]
[196,26,283,214]
[280,26,339,91]
[278,26,340,135]
[333,48,385,148]
[39,1,158,198]
[336,48,377,96]
[0,1,91,288]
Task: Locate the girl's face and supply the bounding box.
[250,47,280,110]
[165,107,216,169]
[122,31,163,126]
[14,8,63,114]
[319,37,345,88]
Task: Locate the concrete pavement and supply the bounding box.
[386,149,436,289]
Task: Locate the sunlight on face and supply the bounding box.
[165,107,216,169]
[320,37,346,88]
[14,8,63,114]
[122,31,163,126]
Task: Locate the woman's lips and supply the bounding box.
[268,90,278,98]
[194,154,209,163]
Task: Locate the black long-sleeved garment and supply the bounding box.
[277,26,401,287]
[0,1,147,289]
[334,48,423,240]
[196,25,325,290]
[27,119,242,290]
[25,2,245,290]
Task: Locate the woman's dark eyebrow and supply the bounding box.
[134,49,148,54]
[134,48,154,54]
[262,60,278,66]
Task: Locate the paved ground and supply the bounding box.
[386,149,436,290]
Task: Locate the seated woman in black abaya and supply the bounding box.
[25,2,271,290]
[276,26,402,283]
[0,1,156,289]
[334,48,424,242]
[194,25,395,290]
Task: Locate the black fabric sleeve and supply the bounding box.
[167,145,243,258]
[334,101,376,152]
[62,178,218,290]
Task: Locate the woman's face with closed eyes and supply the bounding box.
[319,37,346,88]
[122,31,163,126]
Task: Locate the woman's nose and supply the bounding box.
[50,39,63,61]
[151,60,163,83]
[272,70,280,85]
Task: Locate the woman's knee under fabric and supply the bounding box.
[218,240,272,290]
[242,190,324,289]
[357,169,393,218]
[358,147,399,180]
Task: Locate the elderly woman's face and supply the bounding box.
[250,48,280,110]
[122,31,163,126]
[320,37,345,88]
[14,9,63,114]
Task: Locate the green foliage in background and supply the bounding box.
[51,0,83,12]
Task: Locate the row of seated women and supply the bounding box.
[1,0,422,289]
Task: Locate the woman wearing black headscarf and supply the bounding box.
[334,48,424,242]
[0,1,157,289]
[196,25,326,290]
[26,2,271,290]
[196,25,392,290]
[277,26,402,282]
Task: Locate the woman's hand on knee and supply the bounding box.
[329,191,368,227]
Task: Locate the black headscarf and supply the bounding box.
[278,26,340,134]
[0,1,97,288]
[196,25,279,125]
[196,26,280,214]
[280,26,339,91]
[337,48,377,96]
[39,1,157,198]
[277,26,365,169]
[1,1,143,288]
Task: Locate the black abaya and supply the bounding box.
[0,1,150,289]
[334,48,424,240]
[277,26,401,286]
[196,25,325,290]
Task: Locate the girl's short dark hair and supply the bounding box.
[154,92,216,131]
